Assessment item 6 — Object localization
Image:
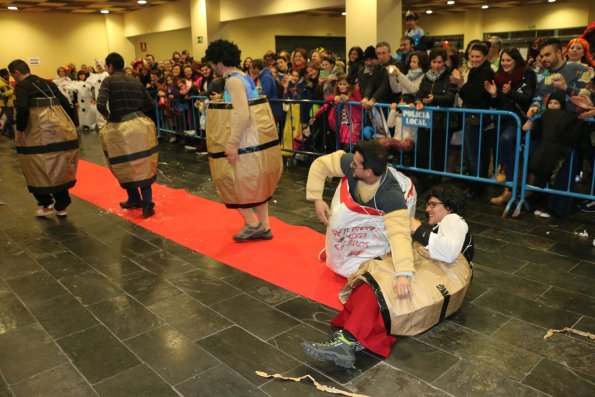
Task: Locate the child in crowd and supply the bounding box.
[404,11,426,50]
[523,90,584,217]
[326,74,362,151]
[282,69,311,154]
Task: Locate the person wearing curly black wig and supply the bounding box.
[204,40,283,242]
[302,182,473,368]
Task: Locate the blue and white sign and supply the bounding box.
[402,108,433,128]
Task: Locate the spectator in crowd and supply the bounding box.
[319,55,340,98]
[454,43,496,189]
[527,38,592,117]
[145,54,157,71]
[305,61,323,101]
[395,36,414,68]
[276,55,290,79]
[310,48,322,63]
[346,46,364,85]
[0,68,15,138]
[415,48,458,185]
[264,50,276,68]
[488,36,503,71]
[404,11,425,50]
[242,57,252,73]
[484,48,536,206]
[389,50,428,104]
[198,63,214,95]
[326,74,363,150]
[361,42,397,109]
[563,37,595,76]
[292,48,308,70]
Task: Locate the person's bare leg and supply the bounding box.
[254,203,270,230]
[237,208,259,228]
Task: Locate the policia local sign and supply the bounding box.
[402,108,433,128]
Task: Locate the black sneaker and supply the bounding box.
[576,200,595,213]
[120,201,142,209]
[142,206,155,218]
[301,330,357,368]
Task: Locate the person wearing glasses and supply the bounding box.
[302,182,473,369]
[306,140,416,278]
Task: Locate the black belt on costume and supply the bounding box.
[207,97,268,110]
[30,97,60,107]
[107,145,158,165]
[208,139,279,159]
[112,111,145,123]
[17,139,79,154]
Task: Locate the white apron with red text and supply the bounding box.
[326,168,416,277]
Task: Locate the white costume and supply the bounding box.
[68,79,96,129]
[88,71,109,128]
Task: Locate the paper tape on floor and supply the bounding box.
[70,159,344,310]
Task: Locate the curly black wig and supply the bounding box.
[426,184,467,217]
[204,40,242,67]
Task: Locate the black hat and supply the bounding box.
[363,46,377,60]
[547,89,566,109]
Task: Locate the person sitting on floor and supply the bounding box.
[306,141,416,278]
[302,184,474,368]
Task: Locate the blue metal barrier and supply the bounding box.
[159,96,595,219]
[155,95,208,142]
[514,117,595,217]
[268,98,338,158]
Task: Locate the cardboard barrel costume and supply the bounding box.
[339,243,472,336]
[99,112,158,189]
[206,73,282,208]
[17,97,79,194]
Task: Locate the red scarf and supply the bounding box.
[494,66,525,88]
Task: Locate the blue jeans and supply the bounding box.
[498,123,518,182]
[126,186,153,208]
[463,123,492,178]
[1,107,14,135]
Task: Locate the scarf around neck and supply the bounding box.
[406,68,424,81]
[426,67,446,82]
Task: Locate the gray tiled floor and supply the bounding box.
[0,133,593,396]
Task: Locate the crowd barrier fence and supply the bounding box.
[154,96,594,217]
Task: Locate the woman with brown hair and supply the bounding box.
[484,48,536,205]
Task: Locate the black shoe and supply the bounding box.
[120,201,142,209]
[142,206,155,218]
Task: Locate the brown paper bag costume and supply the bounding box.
[99,112,158,189]
[206,97,283,208]
[16,98,79,194]
[339,242,472,336]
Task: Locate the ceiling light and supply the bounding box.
[7,6,18,10]
[426,10,433,14]
[447,1,455,4]
[547,0,556,2]
[137,0,147,4]
[100,9,110,14]
[481,4,489,9]
[341,11,346,16]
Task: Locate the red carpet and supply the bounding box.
[71,160,345,310]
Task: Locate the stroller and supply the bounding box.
[293,101,337,155]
